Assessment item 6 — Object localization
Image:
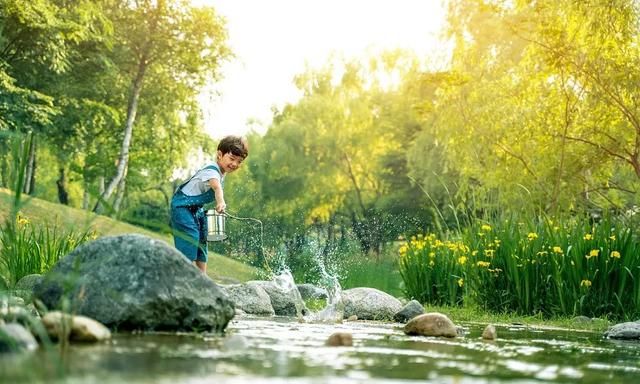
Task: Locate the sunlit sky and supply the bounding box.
[195,0,449,138]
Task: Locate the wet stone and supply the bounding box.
[572,316,592,323]
[326,332,353,346]
[604,321,640,340]
[482,324,497,340]
[42,311,111,342]
[0,323,38,353]
[393,300,424,323]
[404,312,457,338]
[297,284,328,300]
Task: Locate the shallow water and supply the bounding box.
[2,316,639,383]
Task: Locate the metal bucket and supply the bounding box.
[206,210,227,241]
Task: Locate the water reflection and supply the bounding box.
[1,316,639,383]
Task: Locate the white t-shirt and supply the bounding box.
[180,166,223,196]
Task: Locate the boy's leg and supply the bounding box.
[195,209,208,274]
[195,261,207,273]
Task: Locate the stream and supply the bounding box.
[2,316,639,383]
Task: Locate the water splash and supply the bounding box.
[262,239,344,323]
[273,268,305,320]
[306,274,344,323]
[303,240,344,324]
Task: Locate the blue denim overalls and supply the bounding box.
[170,164,223,262]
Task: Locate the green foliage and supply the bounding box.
[340,250,404,297]
[0,216,94,288]
[416,0,640,213]
[304,297,327,312]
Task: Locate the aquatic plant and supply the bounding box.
[400,214,640,320]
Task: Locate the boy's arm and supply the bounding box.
[208,178,226,212]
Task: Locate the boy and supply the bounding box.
[170,135,248,273]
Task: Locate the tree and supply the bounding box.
[94,0,231,212]
[418,0,640,213]
[0,0,103,190]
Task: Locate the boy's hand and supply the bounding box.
[215,201,226,213]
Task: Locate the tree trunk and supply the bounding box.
[113,169,127,215]
[0,140,9,188]
[93,56,148,213]
[82,187,89,210]
[98,176,105,195]
[56,167,69,205]
[23,136,36,194]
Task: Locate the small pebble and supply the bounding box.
[482,324,497,340]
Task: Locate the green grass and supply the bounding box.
[0,188,261,283]
[341,254,404,297]
[423,304,613,332]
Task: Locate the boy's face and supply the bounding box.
[217,151,244,174]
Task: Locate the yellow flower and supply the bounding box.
[610,251,621,259]
[583,234,592,240]
[17,214,29,226]
[580,279,592,288]
[457,278,464,287]
[457,256,468,265]
[476,261,490,267]
[484,249,495,257]
[472,250,478,256]
[398,245,408,255]
[494,239,501,246]
[527,232,538,241]
[586,249,599,259]
[429,260,435,266]
[481,224,492,232]
[609,235,616,241]
[429,252,435,258]
[552,246,563,254]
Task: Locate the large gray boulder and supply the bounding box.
[34,234,234,332]
[247,280,308,317]
[342,287,403,321]
[223,283,275,316]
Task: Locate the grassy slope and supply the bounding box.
[0,188,261,283]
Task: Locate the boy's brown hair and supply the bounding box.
[218,135,249,159]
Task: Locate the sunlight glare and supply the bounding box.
[191,0,450,137]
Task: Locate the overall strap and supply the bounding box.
[175,164,221,194]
